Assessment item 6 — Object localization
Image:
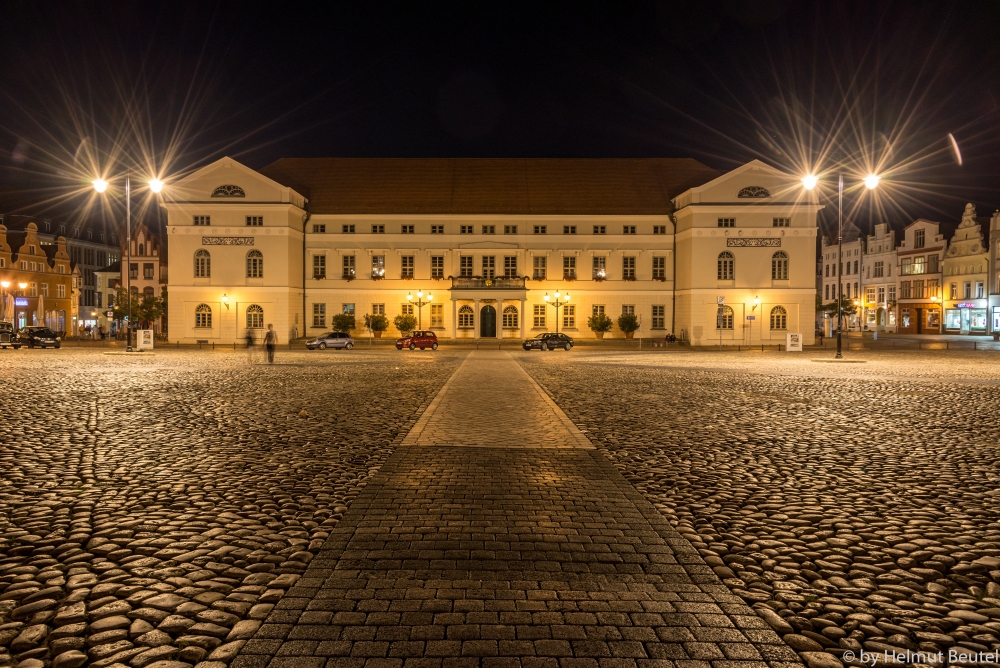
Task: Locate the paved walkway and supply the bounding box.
[234,353,799,668]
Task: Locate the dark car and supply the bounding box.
[18,326,61,349]
[305,332,354,350]
[522,332,574,351]
[396,330,438,350]
[0,322,22,349]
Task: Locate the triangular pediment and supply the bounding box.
[673,159,817,206]
[169,157,306,207]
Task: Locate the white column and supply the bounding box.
[497,298,503,339]
[451,299,457,339]
[520,298,526,339]
[474,298,480,339]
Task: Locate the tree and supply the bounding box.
[112,287,140,324]
[331,313,356,332]
[587,313,613,332]
[617,312,640,334]
[394,314,417,334]
[137,293,164,329]
[364,313,389,332]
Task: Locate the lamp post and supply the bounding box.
[803,172,879,358]
[93,172,164,351]
[407,290,432,330]
[0,281,8,323]
[543,291,570,333]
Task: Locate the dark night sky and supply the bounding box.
[1,1,1000,238]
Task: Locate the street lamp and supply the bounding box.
[543,291,571,333]
[802,172,880,358]
[93,171,165,351]
[406,290,432,329]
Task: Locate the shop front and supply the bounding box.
[897,303,941,334]
[944,301,988,335]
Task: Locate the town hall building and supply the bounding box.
[163,157,821,346]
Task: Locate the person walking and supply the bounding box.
[264,323,277,364]
[245,329,255,364]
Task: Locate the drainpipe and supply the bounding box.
[301,206,310,341]
[670,213,678,336]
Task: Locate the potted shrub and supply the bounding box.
[587,313,613,340]
[394,314,418,336]
[331,313,356,333]
[364,313,389,338]
[617,312,640,339]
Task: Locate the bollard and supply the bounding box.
[212,342,215,350]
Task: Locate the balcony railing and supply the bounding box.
[451,277,526,289]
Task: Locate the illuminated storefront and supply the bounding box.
[944,301,988,334]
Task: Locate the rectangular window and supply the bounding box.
[504,256,517,278]
[622,305,635,316]
[372,303,385,315]
[460,256,473,277]
[976,281,985,299]
[623,257,636,279]
[592,305,605,316]
[401,224,414,234]
[343,255,356,278]
[563,256,576,279]
[593,256,606,279]
[563,225,577,234]
[41,283,49,297]
[371,224,385,234]
[825,284,830,300]
[964,282,972,299]
[314,224,328,233]
[129,263,138,279]
[143,263,154,279]
[312,303,326,328]
[533,225,547,234]
[401,304,414,316]
[482,225,495,235]
[193,216,210,226]
[431,225,444,234]
[431,256,444,278]
[928,279,939,300]
[504,225,517,235]
[866,287,876,304]
[401,256,414,278]
[340,224,353,233]
[246,216,263,227]
[593,225,606,235]
[913,256,926,274]
[623,225,636,235]
[772,218,790,227]
[563,305,576,328]
[878,286,885,303]
[913,280,925,299]
[928,254,939,273]
[914,229,925,248]
[460,225,474,234]
[874,260,884,277]
[718,218,735,228]
[533,256,546,280]
[653,225,667,235]
[57,284,66,298]
[342,303,355,315]
[482,255,495,279]
[652,256,666,279]
[901,258,912,275]
[430,304,443,327]
[888,285,896,302]
[372,255,385,278]
[533,305,546,328]
[313,255,326,278]
[652,305,665,329]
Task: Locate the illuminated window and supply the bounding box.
[533,304,546,328]
[194,250,210,277]
[716,305,734,329]
[718,252,734,280]
[770,306,787,330]
[503,305,518,328]
[458,305,474,328]
[246,250,263,278]
[562,305,575,328]
[430,304,443,327]
[246,304,264,329]
[771,251,788,280]
[195,303,212,328]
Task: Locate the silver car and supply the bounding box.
[306,332,354,350]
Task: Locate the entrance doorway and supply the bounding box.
[480,305,496,337]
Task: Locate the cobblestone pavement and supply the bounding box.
[402,352,591,449]
[235,447,798,668]
[519,349,1000,668]
[0,349,460,668]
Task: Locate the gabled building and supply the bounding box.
[990,210,1000,335]
[896,219,948,334]
[861,223,898,331]
[0,222,74,333]
[942,204,990,334]
[819,226,863,331]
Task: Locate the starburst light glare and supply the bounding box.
[801,174,818,190]
[148,179,164,193]
[92,179,109,193]
[864,174,880,189]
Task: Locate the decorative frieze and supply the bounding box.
[726,238,781,247]
[202,237,255,246]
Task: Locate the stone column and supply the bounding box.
[474,298,480,339]
[451,299,457,339]
[497,298,503,339]
[520,298,527,339]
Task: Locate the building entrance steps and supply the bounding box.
[402,351,593,449]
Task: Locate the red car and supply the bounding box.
[396,330,439,350]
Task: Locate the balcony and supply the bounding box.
[451,277,526,290]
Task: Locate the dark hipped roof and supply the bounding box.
[258,158,720,215]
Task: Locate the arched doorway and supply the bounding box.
[480,305,496,337]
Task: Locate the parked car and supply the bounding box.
[522,332,574,351]
[17,326,61,349]
[305,332,354,350]
[0,322,22,349]
[396,330,438,350]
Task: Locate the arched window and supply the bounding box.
[458,305,474,328]
[716,305,734,330]
[246,304,264,329]
[211,185,246,198]
[138,243,144,256]
[246,250,263,278]
[502,305,518,328]
[143,287,154,299]
[737,186,770,198]
[717,252,734,280]
[770,305,787,330]
[195,304,212,328]
[771,251,789,280]
[194,249,211,278]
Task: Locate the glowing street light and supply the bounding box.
[864,174,880,190]
[407,290,432,329]
[93,171,167,351]
[544,291,571,334]
[801,174,818,191]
